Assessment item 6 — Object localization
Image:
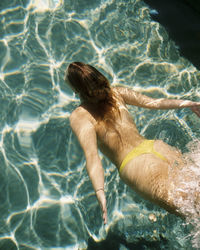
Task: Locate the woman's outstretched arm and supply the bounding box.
[116,87,200,116]
[70,107,107,224]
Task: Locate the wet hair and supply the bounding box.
[66,62,111,103]
[65,62,121,136]
[65,62,118,117]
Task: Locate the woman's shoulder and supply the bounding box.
[70,106,96,126]
[70,106,88,120]
[112,85,124,93]
[111,86,127,105]
[112,85,135,95]
[112,86,130,100]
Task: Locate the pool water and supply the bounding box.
[0,0,200,249]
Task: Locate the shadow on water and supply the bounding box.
[143,0,200,70]
[87,232,168,250]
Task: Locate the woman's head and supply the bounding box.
[66,62,121,138]
[65,62,111,103]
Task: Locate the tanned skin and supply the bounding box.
[70,86,200,224]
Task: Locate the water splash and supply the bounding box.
[169,140,200,249]
[0,0,200,248]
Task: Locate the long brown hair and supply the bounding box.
[65,62,120,129]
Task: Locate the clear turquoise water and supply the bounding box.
[0,0,200,249]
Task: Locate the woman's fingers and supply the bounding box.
[102,198,107,224]
[190,106,200,117]
[103,207,107,224]
[96,190,107,224]
[100,194,107,224]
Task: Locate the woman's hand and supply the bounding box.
[190,105,200,118]
[96,189,107,224]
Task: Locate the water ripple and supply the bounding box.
[0,0,199,249]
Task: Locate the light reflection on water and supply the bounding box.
[0,0,199,249]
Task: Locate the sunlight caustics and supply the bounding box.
[0,0,199,249]
[29,0,63,12]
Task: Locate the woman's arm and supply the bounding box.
[70,108,107,224]
[116,87,200,114]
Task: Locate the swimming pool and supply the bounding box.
[0,0,199,249]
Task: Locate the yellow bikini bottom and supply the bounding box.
[119,140,168,174]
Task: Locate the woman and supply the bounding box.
[66,62,200,224]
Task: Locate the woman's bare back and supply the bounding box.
[80,87,199,216]
[69,80,200,223]
[93,88,145,167]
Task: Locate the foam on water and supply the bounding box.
[0,0,200,249]
[177,141,200,249]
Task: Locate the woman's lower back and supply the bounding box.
[119,139,199,217]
